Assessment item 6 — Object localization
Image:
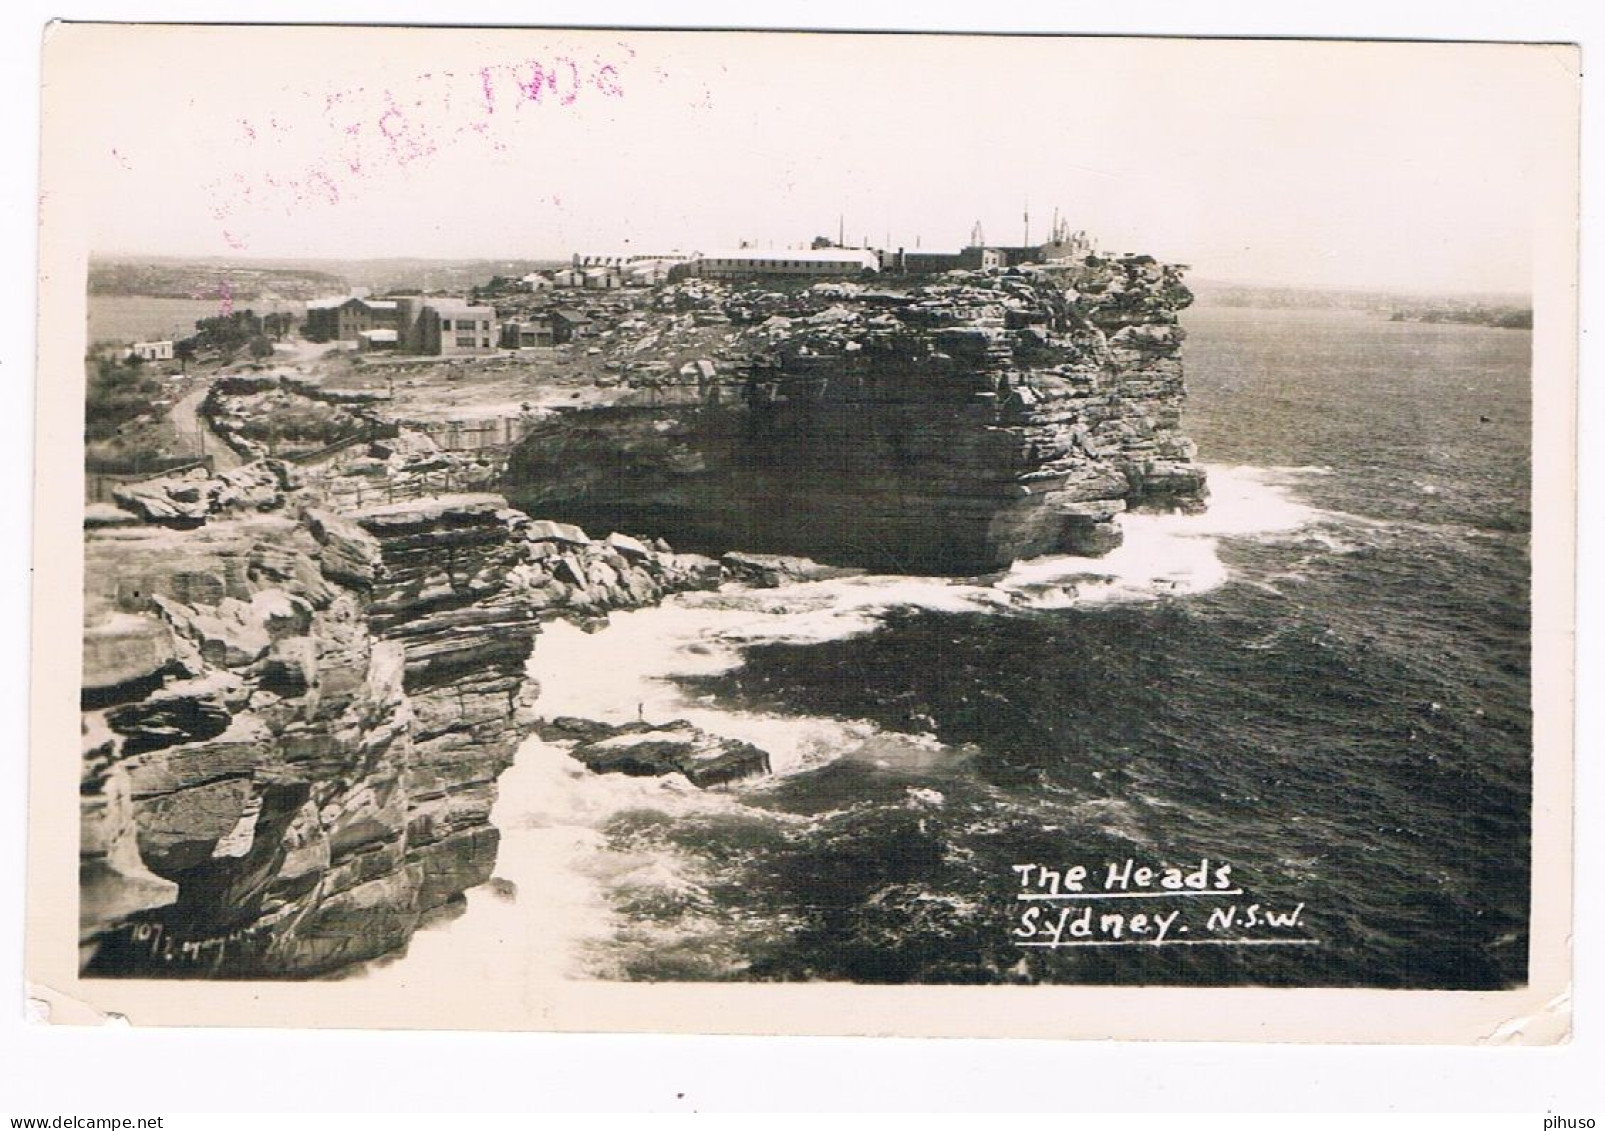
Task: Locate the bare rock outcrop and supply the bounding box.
[79,469,723,977]
[505,256,1207,573]
[77,252,1204,974]
[535,716,772,788]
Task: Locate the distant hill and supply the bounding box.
[89,259,348,301]
[1387,303,1532,329]
[1188,277,1530,313]
[89,255,570,299]
[310,258,570,294]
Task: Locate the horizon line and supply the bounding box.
[83,251,1533,300]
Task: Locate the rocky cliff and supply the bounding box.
[503,256,1206,574]
[77,253,1206,976]
[80,463,719,976]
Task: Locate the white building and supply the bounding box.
[126,340,174,362]
[417,298,498,356]
[572,252,691,288]
[686,248,880,280]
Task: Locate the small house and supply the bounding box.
[549,308,592,344]
[501,319,556,349]
[126,340,174,363]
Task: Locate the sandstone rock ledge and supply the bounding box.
[504,256,1209,574]
[535,716,772,788]
[79,465,720,978]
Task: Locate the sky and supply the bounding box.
[44,26,1576,292]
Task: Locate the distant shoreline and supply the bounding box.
[1386,304,1532,330]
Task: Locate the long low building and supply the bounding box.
[684,248,880,280]
[881,247,1006,274]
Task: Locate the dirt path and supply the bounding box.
[168,382,243,470]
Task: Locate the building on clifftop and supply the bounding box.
[684,248,880,280]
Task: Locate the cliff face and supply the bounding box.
[504,256,1206,574]
[80,468,717,976]
[76,254,1205,975]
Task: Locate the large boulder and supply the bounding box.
[368,432,439,462]
[524,519,591,545]
[719,551,861,589]
[604,531,651,559]
[306,509,384,589]
[250,588,314,640]
[540,717,771,788]
[112,472,212,527]
[130,776,258,876]
[109,461,293,528]
[82,613,181,707]
[167,597,274,669]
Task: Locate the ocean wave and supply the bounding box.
[365,461,1352,982]
[993,463,1327,606]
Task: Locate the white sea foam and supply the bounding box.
[364,462,1334,982]
[529,610,891,776]
[995,464,1325,605]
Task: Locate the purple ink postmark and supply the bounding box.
[198,48,635,252]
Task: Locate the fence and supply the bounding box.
[85,433,214,504]
[84,416,536,510]
[223,415,534,466]
[285,426,393,467]
[320,462,504,510]
[411,415,538,454]
[86,456,217,504]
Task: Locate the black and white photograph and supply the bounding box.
[27,23,1578,1041]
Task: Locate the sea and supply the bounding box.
[362,300,1533,991]
[87,295,305,345]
